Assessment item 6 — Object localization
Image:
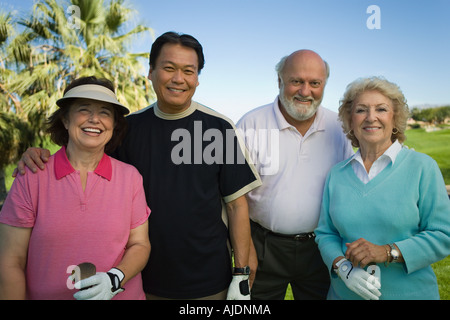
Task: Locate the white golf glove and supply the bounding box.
[227,274,250,300]
[335,259,381,300]
[72,268,125,300]
[367,264,381,285]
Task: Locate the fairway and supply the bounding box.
[403,128,450,185]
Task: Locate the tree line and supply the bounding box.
[410,106,450,125]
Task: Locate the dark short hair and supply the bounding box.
[46,76,128,154]
[149,31,205,74]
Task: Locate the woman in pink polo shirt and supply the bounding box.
[0,77,151,300]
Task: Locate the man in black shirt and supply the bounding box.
[16,32,261,300]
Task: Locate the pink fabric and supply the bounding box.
[0,147,150,300]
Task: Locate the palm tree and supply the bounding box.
[0,0,155,204]
[0,12,37,205]
[0,11,25,113]
[18,0,154,116]
[0,112,34,206]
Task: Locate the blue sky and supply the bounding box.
[3,0,450,122]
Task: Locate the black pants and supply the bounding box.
[250,221,330,300]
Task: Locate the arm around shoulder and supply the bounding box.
[14,147,51,176]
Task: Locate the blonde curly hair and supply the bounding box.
[338,76,410,148]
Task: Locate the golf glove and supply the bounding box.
[227,274,250,300]
[335,258,381,300]
[73,268,125,300]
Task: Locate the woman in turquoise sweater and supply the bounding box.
[315,76,450,300]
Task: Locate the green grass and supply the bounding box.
[404,128,450,184]
[433,256,450,300]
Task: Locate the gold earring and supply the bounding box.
[392,128,399,135]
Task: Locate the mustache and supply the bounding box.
[293,95,314,102]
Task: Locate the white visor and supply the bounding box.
[56,84,130,115]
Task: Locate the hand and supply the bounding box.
[335,258,381,300]
[226,275,250,300]
[13,147,51,176]
[345,238,388,268]
[72,268,124,300]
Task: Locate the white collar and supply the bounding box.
[343,140,403,168]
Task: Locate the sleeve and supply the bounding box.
[236,118,260,174]
[0,172,36,228]
[129,168,151,229]
[396,158,450,274]
[314,170,345,274]
[219,123,261,203]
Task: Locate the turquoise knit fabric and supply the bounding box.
[315,148,450,300]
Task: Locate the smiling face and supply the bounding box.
[63,99,115,153]
[278,50,327,121]
[148,43,199,114]
[351,90,395,152]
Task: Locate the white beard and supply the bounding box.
[279,87,322,121]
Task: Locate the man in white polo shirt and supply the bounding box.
[237,50,353,300]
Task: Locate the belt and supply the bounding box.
[252,221,315,241]
[271,231,315,241]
